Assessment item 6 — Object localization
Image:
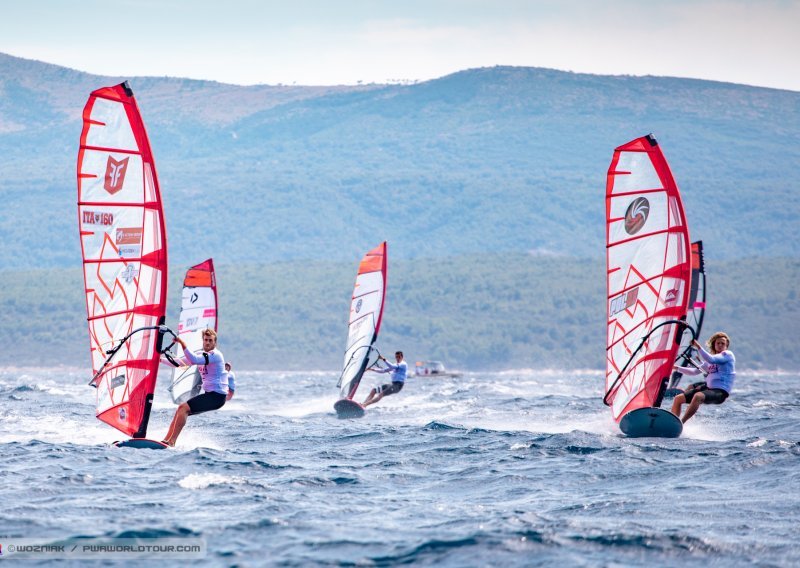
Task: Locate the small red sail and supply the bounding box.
[77,82,168,437]
[338,242,388,400]
[169,259,218,404]
[605,135,691,422]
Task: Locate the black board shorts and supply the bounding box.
[187,391,227,415]
[684,383,729,405]
[378,382,404,397]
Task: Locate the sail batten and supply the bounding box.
[78,82,168,438]
[605,135,691,422]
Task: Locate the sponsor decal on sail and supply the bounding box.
[609,287,639,317]
[120,264,139,284]
[116,227,142,258]
[82,210,114,226]
[664,288,679,304]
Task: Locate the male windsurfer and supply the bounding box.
[224,361,236,402]
[162,328,230,446]
[363,351,407,407]
[670,332,736,424]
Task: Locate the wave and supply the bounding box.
[178,472,247,489]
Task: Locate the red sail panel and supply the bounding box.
[77,82,168,437]
[605,135,691,421]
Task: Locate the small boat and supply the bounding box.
[414,361,462,378]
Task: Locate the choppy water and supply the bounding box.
[1,367,799,566]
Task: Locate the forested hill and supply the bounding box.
[2,256,798,370]
[1,52,799,271]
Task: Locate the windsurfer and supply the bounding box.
[363,351,407,407]
[670,332,736,423]
[224,361,236,401]
[162,328,229,446]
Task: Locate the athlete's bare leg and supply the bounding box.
[163,402,190,446]
[681,392,706,424]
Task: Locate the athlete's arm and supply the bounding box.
[696,346,734,365]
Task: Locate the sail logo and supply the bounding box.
[624,197,650,235]
[185,317,199,328]
[82,210,114,226]
[355,299,363,313]
[116,227,143,258]
[119,407,126,421]
[609,286,639,317]
[664,288,679,304]
[110,374,126,389]
[190,292,199,304]
[104,156,130,195]
[120,264,139,284]
[116,228,142,245]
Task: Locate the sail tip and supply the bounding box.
[645,133,658,146]
[121,81,134,97]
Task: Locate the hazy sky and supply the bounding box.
[1,0,798,91]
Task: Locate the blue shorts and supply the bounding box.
[187,391,226,415]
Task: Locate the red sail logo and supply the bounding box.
[624,197,650,235]
[104,156,130,195]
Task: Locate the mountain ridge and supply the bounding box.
[1,51,798,271]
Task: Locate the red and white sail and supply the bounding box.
[338,243,387,400]
[77,82,168,437]
[605,135,691,421]
[670,241,707,386]
[169,259,218,404]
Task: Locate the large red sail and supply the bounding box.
[77,82,168,437]
[605,135,691,422]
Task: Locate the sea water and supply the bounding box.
[1,367,798,566]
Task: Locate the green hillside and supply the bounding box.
[2,255,797,371]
